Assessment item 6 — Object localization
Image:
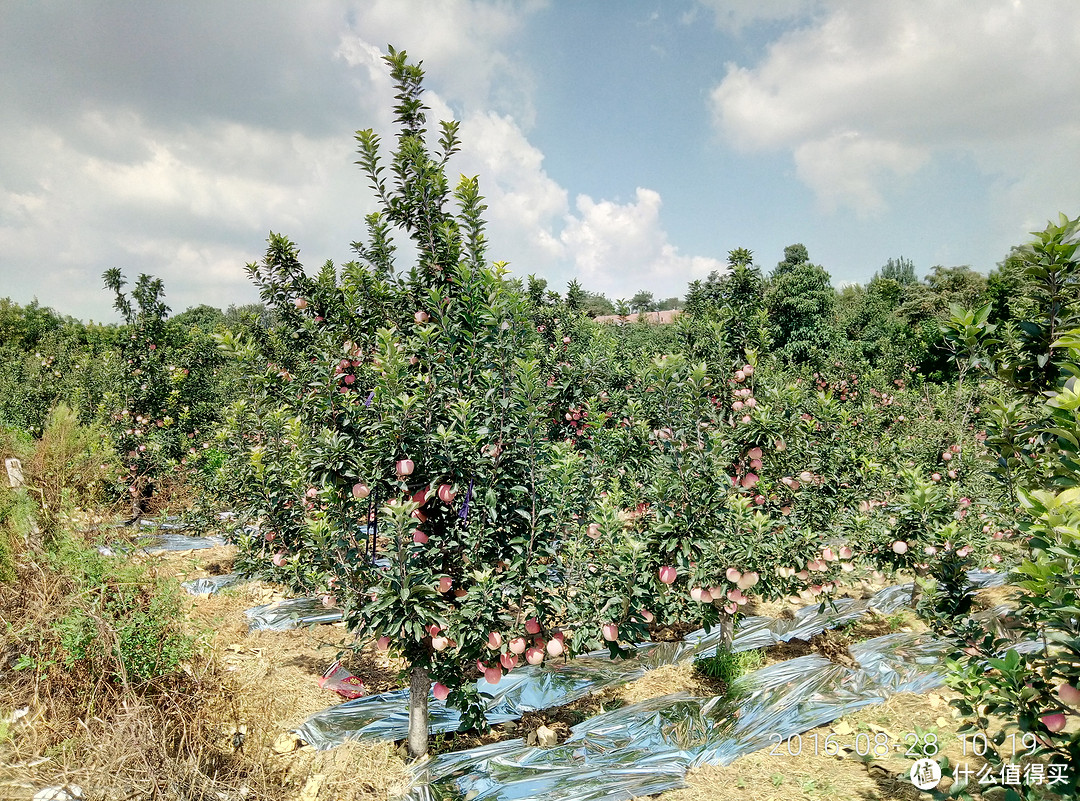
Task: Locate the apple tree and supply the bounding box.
[215,48,615,758]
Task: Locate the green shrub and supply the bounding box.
[46,533,194,685]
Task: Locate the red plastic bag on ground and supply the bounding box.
[317,660,365,699]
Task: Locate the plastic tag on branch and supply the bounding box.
[318,660,366,700]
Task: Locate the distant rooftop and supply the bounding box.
[591,309,683,325]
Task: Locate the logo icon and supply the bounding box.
[911,758,942,790]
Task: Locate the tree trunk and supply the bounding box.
[719,610,735,651]
[909,565,927,606]
[407,665,430,759]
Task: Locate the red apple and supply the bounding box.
[433,682,450,701]
[438,483,456,503]
[438,576,453,593]
[294,298,308,309]
[352,482,370,499]
[509,637,527,655]
[525,647,544,665]
[432,636,449,651]
[272,551,287,567]
[658,565,677,585]
[414,311,429,323]
[412,530,428,544]
[396,459,415,476]
[601,623,619,642]
[484,667,502,685]
[690,587,712,603]
[839,546,853,560]
[587,523,601,539]
[1058,683,1080,705]
[1041,713,1067,732]
[487,631,502,650]
[546,638,564,657]
[892,540,909,554]
[500,652,518,670]
[738,571,759,590]
[377,636,390,650]
[525,618,541,635]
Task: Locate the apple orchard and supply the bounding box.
[178,46,1080,781]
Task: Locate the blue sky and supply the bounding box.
[2,1,1077,321]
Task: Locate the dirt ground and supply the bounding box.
[5,537,1025,801]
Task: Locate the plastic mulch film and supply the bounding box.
[139,533,227,553]
[182,573,245,595]
[137,516,189,531]
[243,556,389,630]
[98,532,227,557]
[244,597,345,631]
[294,571,1005,751]
[403,632,954,801]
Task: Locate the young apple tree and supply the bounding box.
[217,47,597,758]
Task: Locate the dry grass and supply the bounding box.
[0,536,411,801]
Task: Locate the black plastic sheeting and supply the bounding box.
[293,571,1006,751]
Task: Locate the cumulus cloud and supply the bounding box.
[1,0,720,318]
[709,0,1080,218]
[557,188,726,300]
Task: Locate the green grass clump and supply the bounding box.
[693,647,764,688]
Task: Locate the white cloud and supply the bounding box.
[709,1,1080,218]
[793,133,928,214]
[0,110,357,315]
[1,0,720,318]
[557,188,726,300]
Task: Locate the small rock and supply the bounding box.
[33,787,83,801]
[525,731,537,746]
[272,733,302,754]
[299,774,325,801]
[535,724,558,747]
[501,721,518,733]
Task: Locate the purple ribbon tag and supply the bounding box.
[364,390,374,407]
[458,478,474,521]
